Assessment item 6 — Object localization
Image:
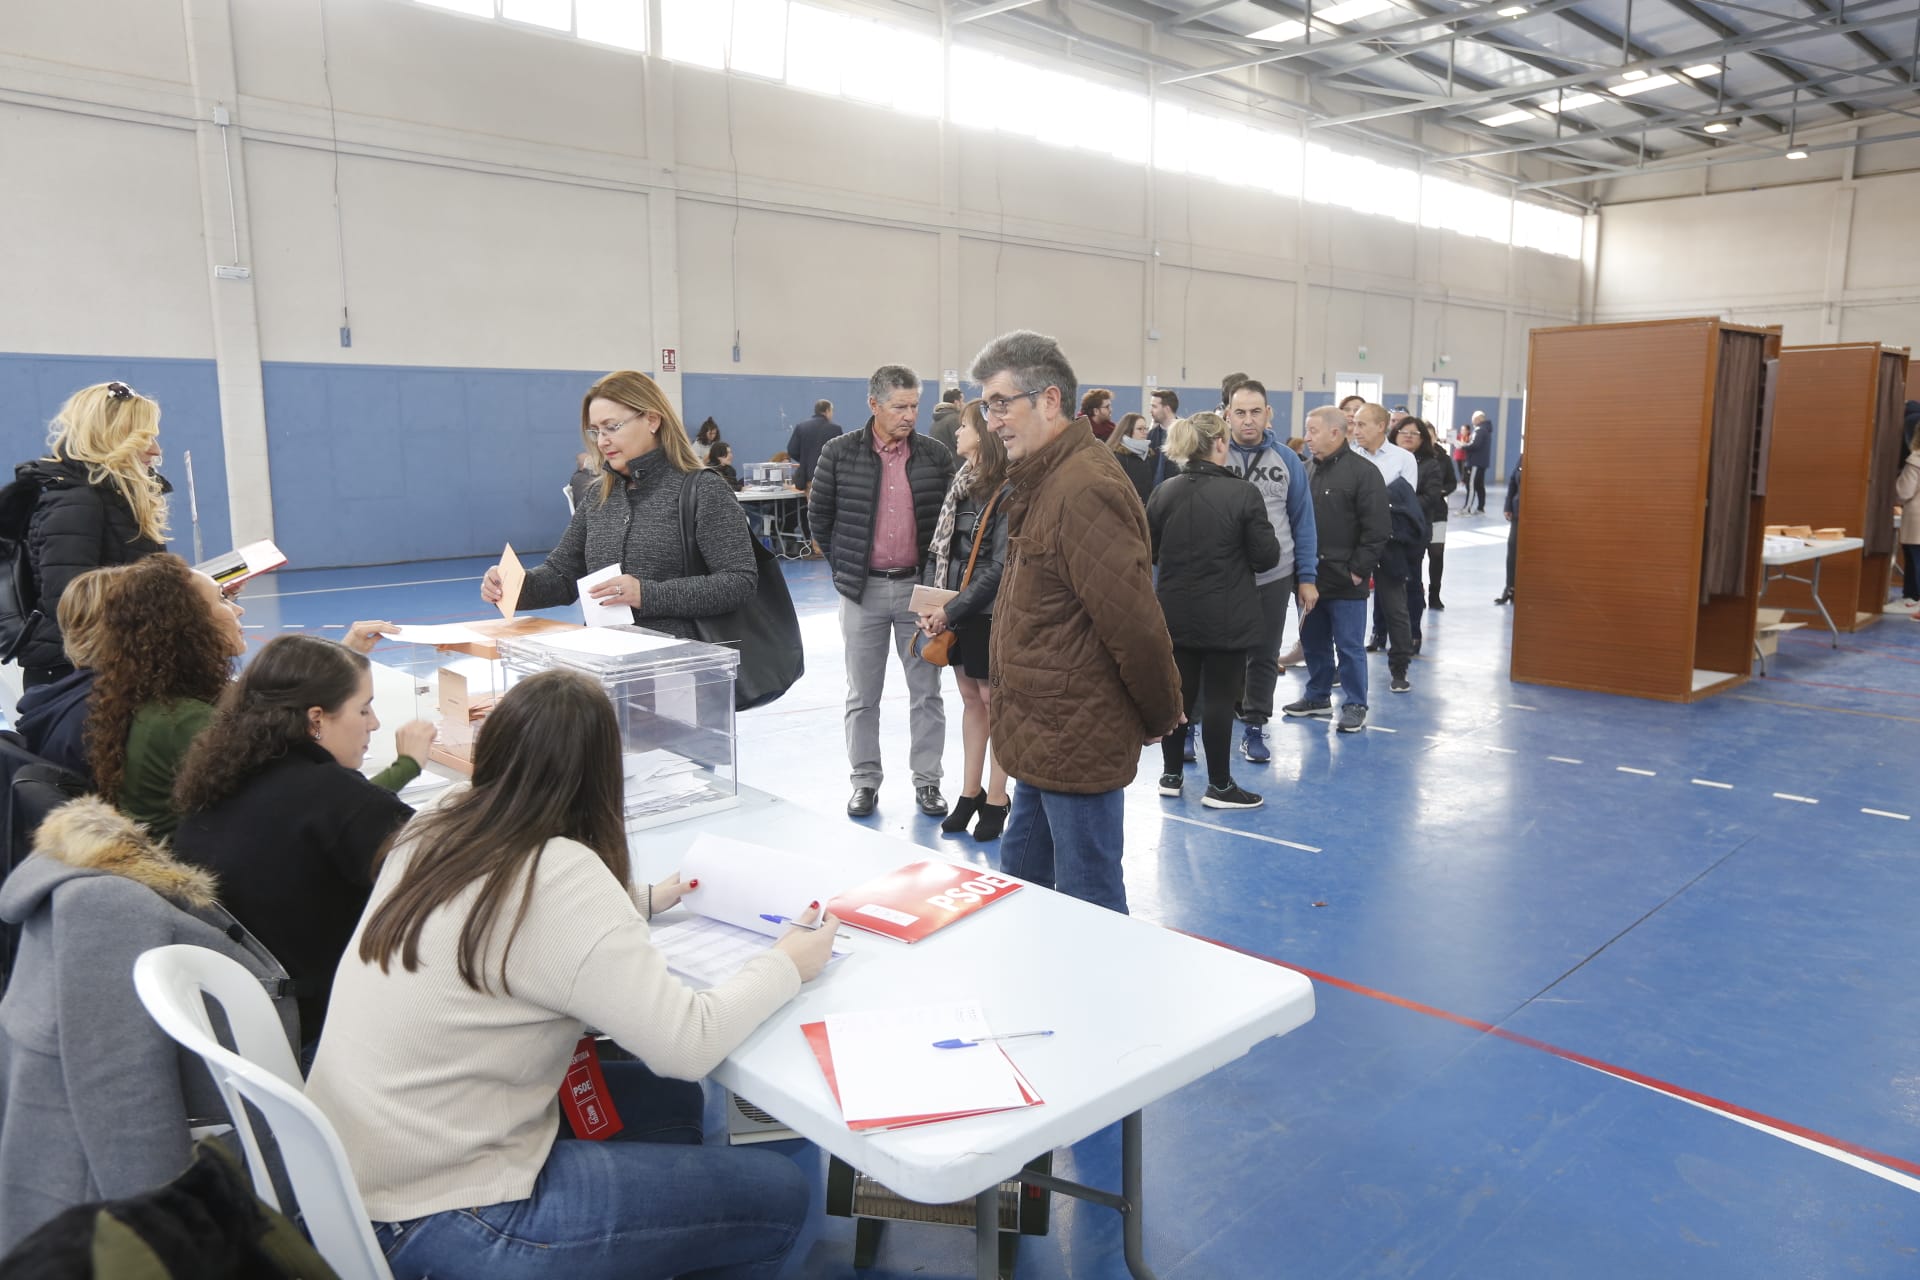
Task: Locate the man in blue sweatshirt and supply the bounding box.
[1223,380,1318,763]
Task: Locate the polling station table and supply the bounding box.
[1755,536,1864,672]
[735,485,810,560]
[365,659,1316,1278]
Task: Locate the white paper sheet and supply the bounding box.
[536,627,684,658]
[678,834,855,939]
[577,564,630,628]
[824,1002,1030,1124]
[385,623,490,645]
[648,915,849,988]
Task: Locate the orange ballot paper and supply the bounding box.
[496,544,526,619]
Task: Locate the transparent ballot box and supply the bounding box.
[498,626,742,831]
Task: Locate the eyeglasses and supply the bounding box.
[983,389,1046,420]
[586,412,645,440]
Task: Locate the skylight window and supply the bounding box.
[1480,108,1537,127]
[1538,92,1606,113]
[1247,20,1307,41]
[1683,63,1722,77]
[1421,174,1511,242]
[1513,201,1583,258]
[1611,73,1676,96]
[416,0,646,49]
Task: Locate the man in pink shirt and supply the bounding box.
[808,365,957,818]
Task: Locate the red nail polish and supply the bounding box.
[809,900,820,909]
[687,879,699,889]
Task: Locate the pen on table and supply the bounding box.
[932,1030,1054,1050]
[760,903,825,931]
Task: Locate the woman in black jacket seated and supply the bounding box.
[171,635,435,1044]
[8,382,170,688]
[916,400,1012,840]
[1146,412,1281,811]
[1395,417,1450,651]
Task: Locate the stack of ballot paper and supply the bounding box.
[645,834,854,986]
[802,1000,1044,1131]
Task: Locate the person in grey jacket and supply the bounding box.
[916,400,1011,841]
[0,796,298,1252]
[482,372,755,639]
[809,365,956,820]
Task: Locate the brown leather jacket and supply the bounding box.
[988,419,1182,794]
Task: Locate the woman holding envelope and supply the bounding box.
[916,399,1013,841]
[309,670,838,1280]
[481,372,755,637]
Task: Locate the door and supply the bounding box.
[1420,378,1457,437]
[1334,372,1384,407]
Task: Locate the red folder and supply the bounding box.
[826,861,1023,944]
[801,1021,1043,1131]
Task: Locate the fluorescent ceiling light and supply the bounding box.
[1497,5,1528,15]
[1786,148,1808,159]
[1621,69,1648,81]
[1538,92,1605,113]
[1611,74,1676,96]
[1248,19,1308,40]
[1683,64,1723,77]
[1704,120,1731,134]
[1480,108,1537,127]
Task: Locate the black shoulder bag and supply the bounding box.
[678,474,805,710]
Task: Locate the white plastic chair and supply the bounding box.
[133,945,394,1280]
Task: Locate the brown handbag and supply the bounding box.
[914,490,1002,667]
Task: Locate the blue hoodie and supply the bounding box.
[12,667,95,782]
[1226,429,1317,588]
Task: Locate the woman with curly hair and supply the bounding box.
[6,381,171,688]
[172,635,436,1042]
[85,555,245,838]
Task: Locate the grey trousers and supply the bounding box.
[1238,575,1295,726]
[840,576,946,788]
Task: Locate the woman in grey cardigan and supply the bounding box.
[482,371,755,637]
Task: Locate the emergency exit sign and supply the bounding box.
[660,348,678,372]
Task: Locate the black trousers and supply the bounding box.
[1369,575,1413,678]
[1162,647,1247,787]
[1426,541,1446,601]
[1505,512,1520,594]
[1904,544,1919,601]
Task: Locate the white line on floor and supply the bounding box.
[1617,766,1657,777]
[1861,808,1910,820]
[280,623,304,629]
[1548,756,1583,765]
[1367,725,1397,733]
[1508,703,1538,711]
[1487,745,1517,754]
[242,625,266,631]
[1150,810,1322,853]
[1691,779,1734,790]
[1773,792,1818,804]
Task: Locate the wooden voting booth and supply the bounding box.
[1512,317,1777,703]
[1762,342,1910,629]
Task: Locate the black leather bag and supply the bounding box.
[679,475,804,710]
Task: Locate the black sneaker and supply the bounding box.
[1157,772,1183,797]
[1337,704,1368,733]
[1391,674,1411,694]
[1202,783,1264,810]
[1283,697,1333,719]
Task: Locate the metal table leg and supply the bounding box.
[1808,555,1839,646]
[1006,1111,1159,1279]
[976,1187,1000,1280]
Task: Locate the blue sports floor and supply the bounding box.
[229,495,1920,1278]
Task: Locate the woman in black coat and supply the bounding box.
[1108,412,1158,506]
[5,382,170,687]
[1145,412,1281,811]
[1395,418,1450,650]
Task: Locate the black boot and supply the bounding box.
[972,799,1010,841]
[941,791,983,834]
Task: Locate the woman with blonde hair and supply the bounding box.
[5,382,169,687]
[482,372,755,637]
[10,564,127,779]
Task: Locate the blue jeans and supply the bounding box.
[998,783,1128,914]
[374,1061,807,1280]
[1301,596,1368,707]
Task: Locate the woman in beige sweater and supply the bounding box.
[308,669,839,1280]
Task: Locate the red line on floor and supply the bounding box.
[1181,929,1920,1182]
[1779,635,1920,666]
[1760,675,1920,701]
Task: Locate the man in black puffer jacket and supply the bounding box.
[1286,407,1387,733]
[808,365,956,820]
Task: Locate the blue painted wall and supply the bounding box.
[680,373,914,467]
[261,361,605,569]
[0,353,232,560]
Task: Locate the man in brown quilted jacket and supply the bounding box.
[970,330,1183,914]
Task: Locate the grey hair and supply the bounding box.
[868,365,921,403]
[968,330,1077,417]
[1305,406,1350,434]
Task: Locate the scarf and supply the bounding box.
[1119,434,1150,457]
[929,460,976,588]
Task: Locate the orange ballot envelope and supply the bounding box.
[496,544,526,619]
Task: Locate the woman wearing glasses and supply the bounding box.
[482,372,755,635]
[3,382,170,688]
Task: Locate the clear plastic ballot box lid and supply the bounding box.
[498,627,743,830]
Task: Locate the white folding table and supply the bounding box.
[632,789,1317,1279]
[735,486,810,560]
[1756,536,1864,671]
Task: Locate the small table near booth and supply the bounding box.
[735,485,809,560]
[1755,535,1864,673]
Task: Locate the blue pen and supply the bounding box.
[932,1030,1054,1050]
[759,913,825,931]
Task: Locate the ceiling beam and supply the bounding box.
[1654,0,1858,120]
[1789,0,1912,84]
[1518,122,1920,191]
